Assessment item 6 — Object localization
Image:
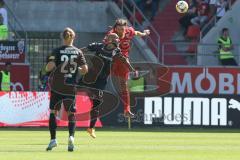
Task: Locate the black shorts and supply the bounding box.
[49,91,76,113]
[77,78,107,105]
[221,58,238,66]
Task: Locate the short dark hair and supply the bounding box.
[222,28,229,33]
[5,62,12,66]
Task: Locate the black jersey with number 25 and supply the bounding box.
[51,45,86,85]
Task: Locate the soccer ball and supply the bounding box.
[176,0,189,14]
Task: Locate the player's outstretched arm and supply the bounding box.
[135,29,150,37]
[80,47,88,53]
[125,58,135,72]
[80,43,100,53]
[113,53,135,72]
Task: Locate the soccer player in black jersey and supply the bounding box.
[45,28,88,152]
[79,33,135,138]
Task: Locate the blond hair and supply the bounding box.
[113,18,128,28]
[62,27,75,40]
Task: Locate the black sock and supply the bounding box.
[90,100,100,128]
[68,114,76,137]
[49,113,57,140]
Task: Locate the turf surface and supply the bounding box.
[0,128,240,160]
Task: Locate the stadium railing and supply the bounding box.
[26,38,61,90]
[200,0,234,40]
[4,1,28,41]
[161,42,240,66]
[118,0,161,58]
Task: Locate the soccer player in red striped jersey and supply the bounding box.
[106,18,150,117]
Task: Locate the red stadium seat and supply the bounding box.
[186,25,200,39]
[186,25,200,53]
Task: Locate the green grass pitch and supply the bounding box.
[0,128,240,160]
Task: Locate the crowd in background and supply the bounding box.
[179,0,231,36]
[114,0,160,21]
[90,0,160,22]
[0,0,8,40]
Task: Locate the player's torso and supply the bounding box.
[82,46,114,86]
[54,46,80,83]
[119,28,134,57]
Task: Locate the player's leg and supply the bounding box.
[87,99,101,138]
[87,81,105,138]
[46,92,62,151]
[112,75,134,118]
[67,111,76,152]
[63,98,76,152]
[120,78,134,118]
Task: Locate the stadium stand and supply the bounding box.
[2,0,239,90]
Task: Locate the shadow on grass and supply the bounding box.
[1,126,240,133]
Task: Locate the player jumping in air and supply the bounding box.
[80,33,135,138]
[45,27,88,152]
[105,18,150,118]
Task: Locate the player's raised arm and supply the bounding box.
[135,29,150,37]
[80,43,102,53]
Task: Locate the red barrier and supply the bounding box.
[0,92,102,127]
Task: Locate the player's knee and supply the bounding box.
[68,112,76,122]
[50,109,58,115]
[93,99,102,107]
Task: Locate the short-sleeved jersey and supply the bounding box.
[106,27,135,78]
[80,42,120,86]
[50,45,86,85]
[108,26,135,57]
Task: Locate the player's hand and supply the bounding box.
[45,61,56,72]
[80,47,88,53]
[143,30,150,36]
[133,70,139,78]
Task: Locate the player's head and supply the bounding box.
[104,33,120,50]
[5,62,11,72]
[113,18,127,38]
[62,27,75,45]
[222,28,229,37]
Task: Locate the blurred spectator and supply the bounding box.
[179,0,198,35]
[209,0,217,17]
[191,0,209,27]
[139,0,160,21]
[0,62,11,91]
[217,28,237,66]
[0,13,8,40]
[115,0,159,21]
[216,0,228,20]
[146,0,160,20]
[0,0,7,27]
